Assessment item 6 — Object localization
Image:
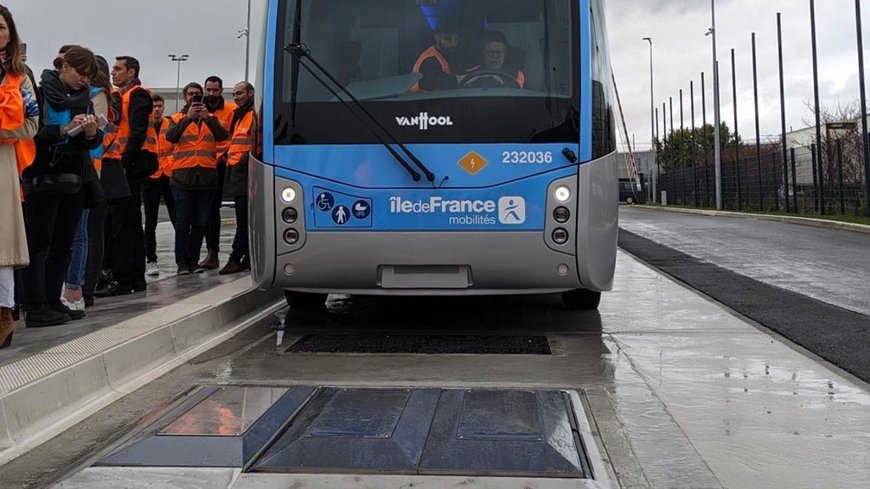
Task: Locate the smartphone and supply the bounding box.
[191,95,203,104]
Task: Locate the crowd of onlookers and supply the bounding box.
[0,4,257,348]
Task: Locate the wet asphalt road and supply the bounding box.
[618,206,870,383]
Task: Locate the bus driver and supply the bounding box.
[459,31,526,89]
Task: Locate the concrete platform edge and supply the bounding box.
[0,280,283,466]
[633,205,870,234]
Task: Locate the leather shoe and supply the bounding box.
[197,250,219,270]
[219,259,243,275]
[0,307,14,348]
[94,281,132,298]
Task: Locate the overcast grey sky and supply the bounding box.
[4,0,867,151]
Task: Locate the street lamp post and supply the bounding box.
[168,54,189,113]
[643,37,656,203]
[238,0,253,82]
[707,0,723,209]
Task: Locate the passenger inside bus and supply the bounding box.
[410,19,465,92]
[457,30,526,89]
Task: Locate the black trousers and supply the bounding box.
[19,190,85,307]
[230,196,249,262]
[108,177,146,288]
[143,177,176,263]
[83,200,108,297]
[204,161,226,253]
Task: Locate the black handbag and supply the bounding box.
[31,173,82,195]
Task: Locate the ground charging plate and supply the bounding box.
[98,386,594,479]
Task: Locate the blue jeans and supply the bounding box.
[65,209,89,289]
[172,188,214,270]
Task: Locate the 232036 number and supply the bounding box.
[502,151,554,164]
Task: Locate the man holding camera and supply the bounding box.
[97,56,156,297]
[165,82,229,275]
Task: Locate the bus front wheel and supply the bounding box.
[562,289,601,310]
[284,291,327,313]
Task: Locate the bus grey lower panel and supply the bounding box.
[379,265,471,289]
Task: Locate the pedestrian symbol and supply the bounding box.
[316,192,335,212]
[352,200,371,219]
[332,205,350,225]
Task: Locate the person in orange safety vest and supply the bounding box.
[142,93,176,277]
[218,82,255,276]
[411,18,465,92]
[164,82,228,275]
[199,75,237,272]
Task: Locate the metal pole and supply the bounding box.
[702,72,709,206]
[663,102,668,178]
[175,59,181,113]
[855,0,870,217]
[811,143,819,212]
[655,106,660,203]
[710,0,723,209]
[691,80,698,207]
[810,0,825,215]
[752,33,763,211]
[669,96,674,137]
[791,148,798,211]
[732,48,741,210]
[644,38,656,205]
[778,13,790,213]
[245,0,252,81]
[680,89,684,131]
[837,139,845,214]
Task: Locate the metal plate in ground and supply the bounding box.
[97,386,314,468]
[253,387,439,473]
[418,390,589,477]
[251,388,589,478]
[285,334,551,354]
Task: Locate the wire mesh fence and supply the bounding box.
[658,142,868,216]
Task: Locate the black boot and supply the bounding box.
[25,304,71,328]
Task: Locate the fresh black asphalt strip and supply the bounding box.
[618,229,870,384]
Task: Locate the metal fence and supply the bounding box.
[658,143,869,216]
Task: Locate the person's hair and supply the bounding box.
[204,75,223,89]
[435,18,460,35]
[0,5,26,76]
[61,46,99,79]
[483,31,508,46]
[115,55,140,78]
[53,44,83,70]
[183,82,203,96]
[236,81,254,93]
[152,93,164,103]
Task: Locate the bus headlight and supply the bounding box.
[284,228,299,245]
[281,187,297,203]
[282,207,298,224]
[554,186,572,203]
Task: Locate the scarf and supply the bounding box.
[40,69,92,111]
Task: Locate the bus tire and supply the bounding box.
[562,289,601,310]
[284,291,327,313]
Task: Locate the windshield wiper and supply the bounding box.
[285,43,436,184]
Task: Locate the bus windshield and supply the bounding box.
[275,0,580,145]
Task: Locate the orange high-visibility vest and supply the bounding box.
[170,112,218,171]
[103,85,158,160]
[0,73,32,178]
[411,46,451,93]
[212,101,237,158]
[148,117,174,179]
[93,121,118,172]
[227,110,254,167]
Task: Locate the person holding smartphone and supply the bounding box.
[18,46,102,327]
[165,82,228,275]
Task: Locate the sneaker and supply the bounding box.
[49,301,86,320]
[94,281,132,298]
[60,296,85,311]
[25,304,71,328]
[177,266,191,276]
[146,261,160,276]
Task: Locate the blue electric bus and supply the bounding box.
[251,0,618,311]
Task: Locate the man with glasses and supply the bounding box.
[460,31,525,89]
